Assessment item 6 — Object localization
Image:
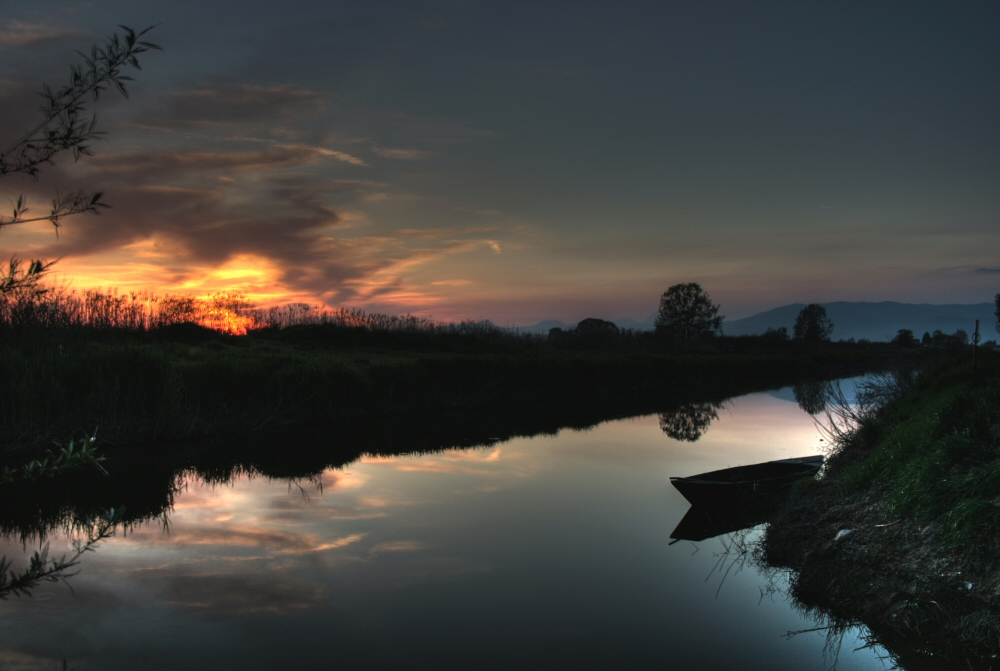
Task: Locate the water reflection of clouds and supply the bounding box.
[161,571,325,615]
[0,391,889,671]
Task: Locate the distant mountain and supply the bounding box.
[723,302,996,342]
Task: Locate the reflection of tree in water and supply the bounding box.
[793,380,832,415]
[658,402,720,442]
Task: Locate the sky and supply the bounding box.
[0,1,997,324]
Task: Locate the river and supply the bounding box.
[0,382,891,670]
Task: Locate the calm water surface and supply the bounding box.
[0,387,890,670]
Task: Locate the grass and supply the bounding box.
[828,348,1000,558]
[758,347,1000,665]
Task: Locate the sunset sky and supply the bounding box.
[1,1,997,324]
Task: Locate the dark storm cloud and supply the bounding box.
[0,72,430,301]
[24,172,392,300]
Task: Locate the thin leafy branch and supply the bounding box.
[0,24,160,183]
[0,432,105,485]
[0,508,121,599]
[0,25,160,295]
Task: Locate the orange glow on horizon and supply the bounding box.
[50,252,320,308]
[199,306,255,335]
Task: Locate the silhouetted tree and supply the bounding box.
[929,329,969,348]
[793,304,833,341]
[921,331,932,346]
[658,402,720,442]
[793,380,831,415]
[0,26,160,292]
[891,329,918,347]
[995,292,999,334]
[575,318,618,333]
[654,283,723,339]
[763,326,789,340]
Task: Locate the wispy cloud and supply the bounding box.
[373,146,430,160]
[153,84,325,127]
[0,20,82,49]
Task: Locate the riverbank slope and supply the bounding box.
[761,348,1000,667]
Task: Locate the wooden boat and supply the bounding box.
[669,455,824,507]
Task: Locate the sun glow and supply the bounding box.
[199,306,255,335]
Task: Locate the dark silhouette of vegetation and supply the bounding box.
[654,283,723,339]
[994,292,999,334]
[763,326,789,340]
[0,269,922,449]
[0,26,160,292]
[793,304,834,341]
[890,328,918,348]
[658,402,721,441]
[926,329,970,348]
[1,433,105,484]
[575,317,618,333]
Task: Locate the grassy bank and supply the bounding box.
[0,323,909,451]
[761,348,1000,666]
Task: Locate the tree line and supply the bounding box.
[651,283,834,342]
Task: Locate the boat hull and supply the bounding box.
[669,455,823,507]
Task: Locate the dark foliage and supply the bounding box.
[654,283,723,340]
[890,328,918,347]
[793,304,834,341]
[994,292,999,335]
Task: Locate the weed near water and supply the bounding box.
[827,349,1000,558]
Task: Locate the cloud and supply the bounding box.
[82,146,361,180]
[0,20,82,49]
[372,147,430,160]
[431,279,472,286]
[0,71,503,310]
[370,540,426,554]
[366,108,494,144]
[152,84,325,127]
[931,265,1000,276]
